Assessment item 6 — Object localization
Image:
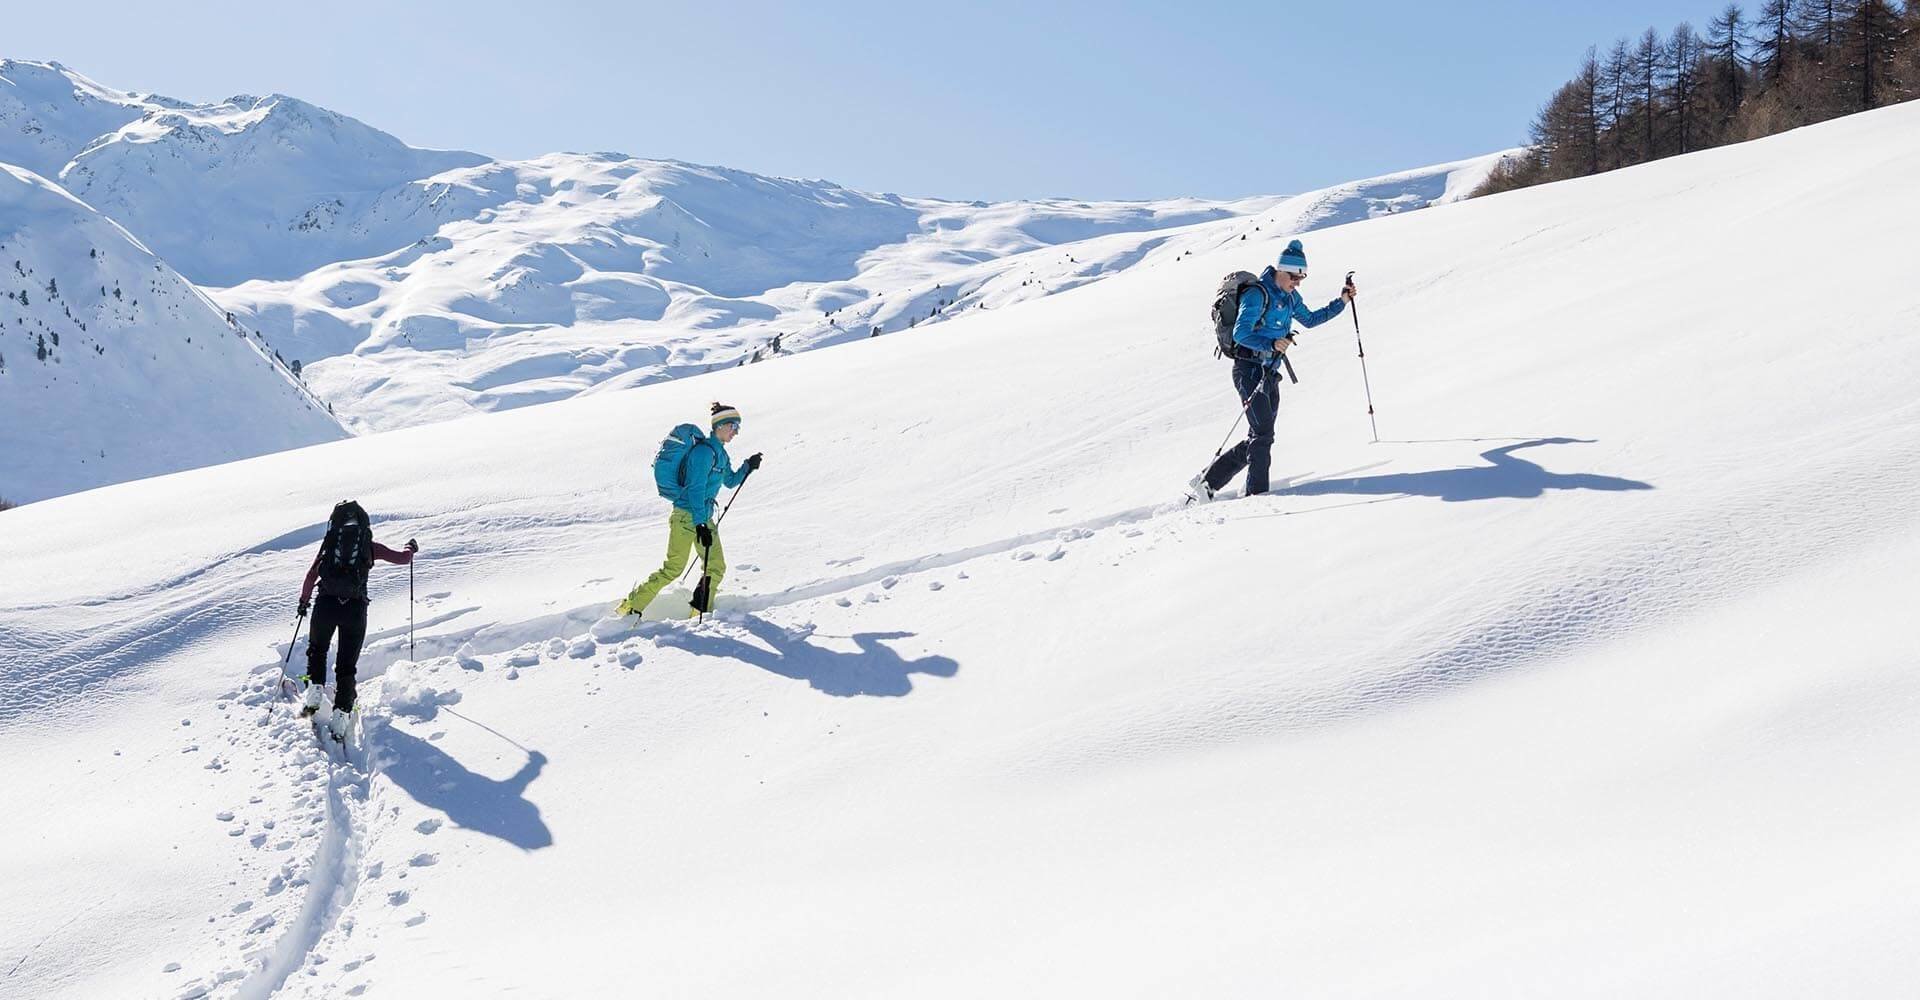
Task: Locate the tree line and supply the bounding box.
[1474,1,1919,196]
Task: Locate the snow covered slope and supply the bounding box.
[216,152,1503,433]
[0,60,485,286]
[0,164,344,504]
[58,93,486,286]
[0,58,175,179]
[8,94,1919,1000]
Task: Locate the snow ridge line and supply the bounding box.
[233,725,376,1000]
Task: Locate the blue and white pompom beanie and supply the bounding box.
[1276,240,1309,275]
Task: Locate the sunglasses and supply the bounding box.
[1279,269,1306,281]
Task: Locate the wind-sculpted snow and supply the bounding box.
[5,101,1920,998]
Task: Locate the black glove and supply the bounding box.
[745,452,763,471]
[298,599,310,617]
[406,538,419,553]
[696,524,713,548]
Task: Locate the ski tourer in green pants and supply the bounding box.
[617,402,762,618]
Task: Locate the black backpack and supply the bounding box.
[315,500,375,602]
[1210,270,1270,357]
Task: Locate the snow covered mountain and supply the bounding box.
[0,59,485,286]
[0,58,177,179]
[5,96,1918,998]
[0,163,343,504]
[215,151,1504,432]
[4,59,1509,435]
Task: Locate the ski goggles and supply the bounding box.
[1279,269,1307,280]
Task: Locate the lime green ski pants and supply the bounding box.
[623,508,725,615]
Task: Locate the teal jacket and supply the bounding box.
[678,435,747,526]
[1232,267,1346,354]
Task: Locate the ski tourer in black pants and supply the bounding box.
[307,596,369,711]
[1203,355,1282,495]
[299,531,414,713]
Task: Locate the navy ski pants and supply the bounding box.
[1204,357,1281,495]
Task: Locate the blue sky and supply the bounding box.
[11,1,1732,200]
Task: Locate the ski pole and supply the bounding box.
[408,555,416,662]
[1346,270,1378,443]
[1194,353,1281,483]
[283,613,307,666]
[712,467,753,528]
[273,612,307,718]
[695,541,712,625]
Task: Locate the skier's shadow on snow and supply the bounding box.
[378,725,554,850]
[1278,437,1652,502]
[655,616,958,697]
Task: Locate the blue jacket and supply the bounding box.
[1232,268,1346,354]
[677,435,747,526]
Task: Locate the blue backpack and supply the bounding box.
[652,424,706,500]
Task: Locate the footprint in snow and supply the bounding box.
[409,852,438,868]
[415,818,442,835]
[567,635,597,659]
[388,890,411,906]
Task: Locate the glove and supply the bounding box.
[298,599,310,617]
[745,452,763,471]
[406,538,419,553]
[696,524,713,548]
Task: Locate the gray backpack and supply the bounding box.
[1209,271,1269,357]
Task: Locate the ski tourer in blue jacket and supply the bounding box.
[678,431,750,527]
[1194,239,1357,501]
[1231,266,1347,355]
[619,403,765,618]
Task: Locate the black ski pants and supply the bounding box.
[307,596,369,711]
[1204,357,1282,495]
